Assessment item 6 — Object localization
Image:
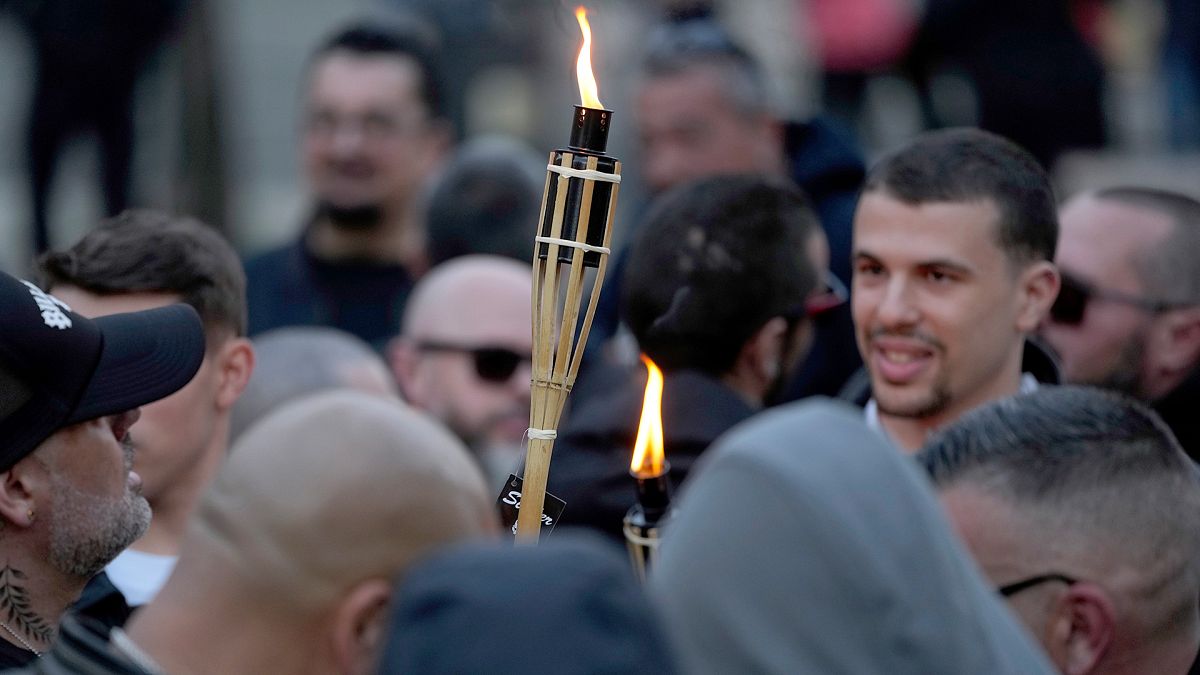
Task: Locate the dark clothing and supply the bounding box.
[0,638,36,669]
[16,0,181,253]
[243,236,414,352]
[3,615,153,675]
[380,533,678,674]
[839,339,1062,406]
[783,117,865,286]
[72,573,133,632]
[547,368,756,543]
[1155,367,1200,462]
[910,0,1106,167]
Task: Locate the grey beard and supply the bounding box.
[48,476,151,579]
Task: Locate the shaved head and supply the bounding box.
[178,390,496,613]
[393,255,532,457]
[402,255,531,339]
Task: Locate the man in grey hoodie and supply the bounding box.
[651,398,1057,674]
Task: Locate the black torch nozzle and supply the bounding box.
[631,465,672,525]
[568,105,612,154]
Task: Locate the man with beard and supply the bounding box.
[244,20,452,350]
[546,175,823,542]
[842,128,1061,452]
[0,269,204,666]
[1039,187,1200,459]
[37,210,254,623]
[389,255,532,490]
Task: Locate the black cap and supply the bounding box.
[0,270,206,470]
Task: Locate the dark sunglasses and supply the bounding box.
[1050,272,1182,326]
[997,572,1078,597]
[417,341,529,384]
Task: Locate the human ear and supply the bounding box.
[215,338,255,410]
[330,578,393,675]
[0,455,46,530]
[1016,261,1060,333]
[1054,583,1115,675]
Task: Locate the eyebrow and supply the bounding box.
[853,251,975,276]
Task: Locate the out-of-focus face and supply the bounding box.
[302,51,443,219]
[48,288,222,507]
[1039,196,1173,398]
[852,193,1037,427]
[403,273,533,450]
[34,410,151,578]
[636,66,781,194]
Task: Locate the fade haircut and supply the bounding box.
[311,18,445,120]
[919,385,1200,641]
[621,174,819,376]
[37,209,247,342]
[1094,186,1200,306]
[864,128,1058,265]
[640,18,770,119]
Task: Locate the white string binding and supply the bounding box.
[535,236,611,255]
[546,164,622,183]
[527,428,558,440]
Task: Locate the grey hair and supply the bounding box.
[230,327,395,444]
[918,385,1200,641]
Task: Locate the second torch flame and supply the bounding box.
[575,7,603,109]
[630,355,665,478]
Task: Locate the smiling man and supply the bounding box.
[0,269,204,666]
[845,128,1061,451]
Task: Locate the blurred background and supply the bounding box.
[0,0,1195,273]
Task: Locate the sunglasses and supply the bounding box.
[417,341,530,384]
[1050,272,1182,326]
[806,271,850,317]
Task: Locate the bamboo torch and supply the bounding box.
[516,6,621,542]
[624,355,672,580]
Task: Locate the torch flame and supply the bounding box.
[630,355,665,478]
[575,7,603,109]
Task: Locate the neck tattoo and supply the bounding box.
[0,566,52,655]
[0,620,40,657]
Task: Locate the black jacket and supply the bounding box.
[547,368,756,543]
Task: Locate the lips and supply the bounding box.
[870,336,937,385]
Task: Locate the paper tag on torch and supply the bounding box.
[497,474,567,538]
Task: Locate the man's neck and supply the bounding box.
[0,554,87,654]
[128,582,314,675]
[136,432,229,557]
[307,207,427,272]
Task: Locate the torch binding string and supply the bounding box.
[546,164,622,183]
[526,428,558,440]
[535,236,610,255]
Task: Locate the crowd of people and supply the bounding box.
[0,9,1198,675]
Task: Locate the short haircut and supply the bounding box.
[621,174,819,375]
[864,128,1058,264]
[37,209,247,341]
[640,18,770,119]
[424,136,540,265]
[919,385,1200,639]
[230,326,392,444]
[311,18,445,119]
[1093,186,1200,305]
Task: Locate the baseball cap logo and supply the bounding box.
[21,281,73,330]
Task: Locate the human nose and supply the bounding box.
[875,276,920,329]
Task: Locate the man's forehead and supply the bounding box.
[854,193,1007,261]
[1058,195,1173,267]
[307,51,424,104]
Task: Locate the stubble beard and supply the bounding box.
[47,476,152,579]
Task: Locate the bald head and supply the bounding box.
[402,255,531,339]
[393,255,533,452]
[179,390,496,612]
